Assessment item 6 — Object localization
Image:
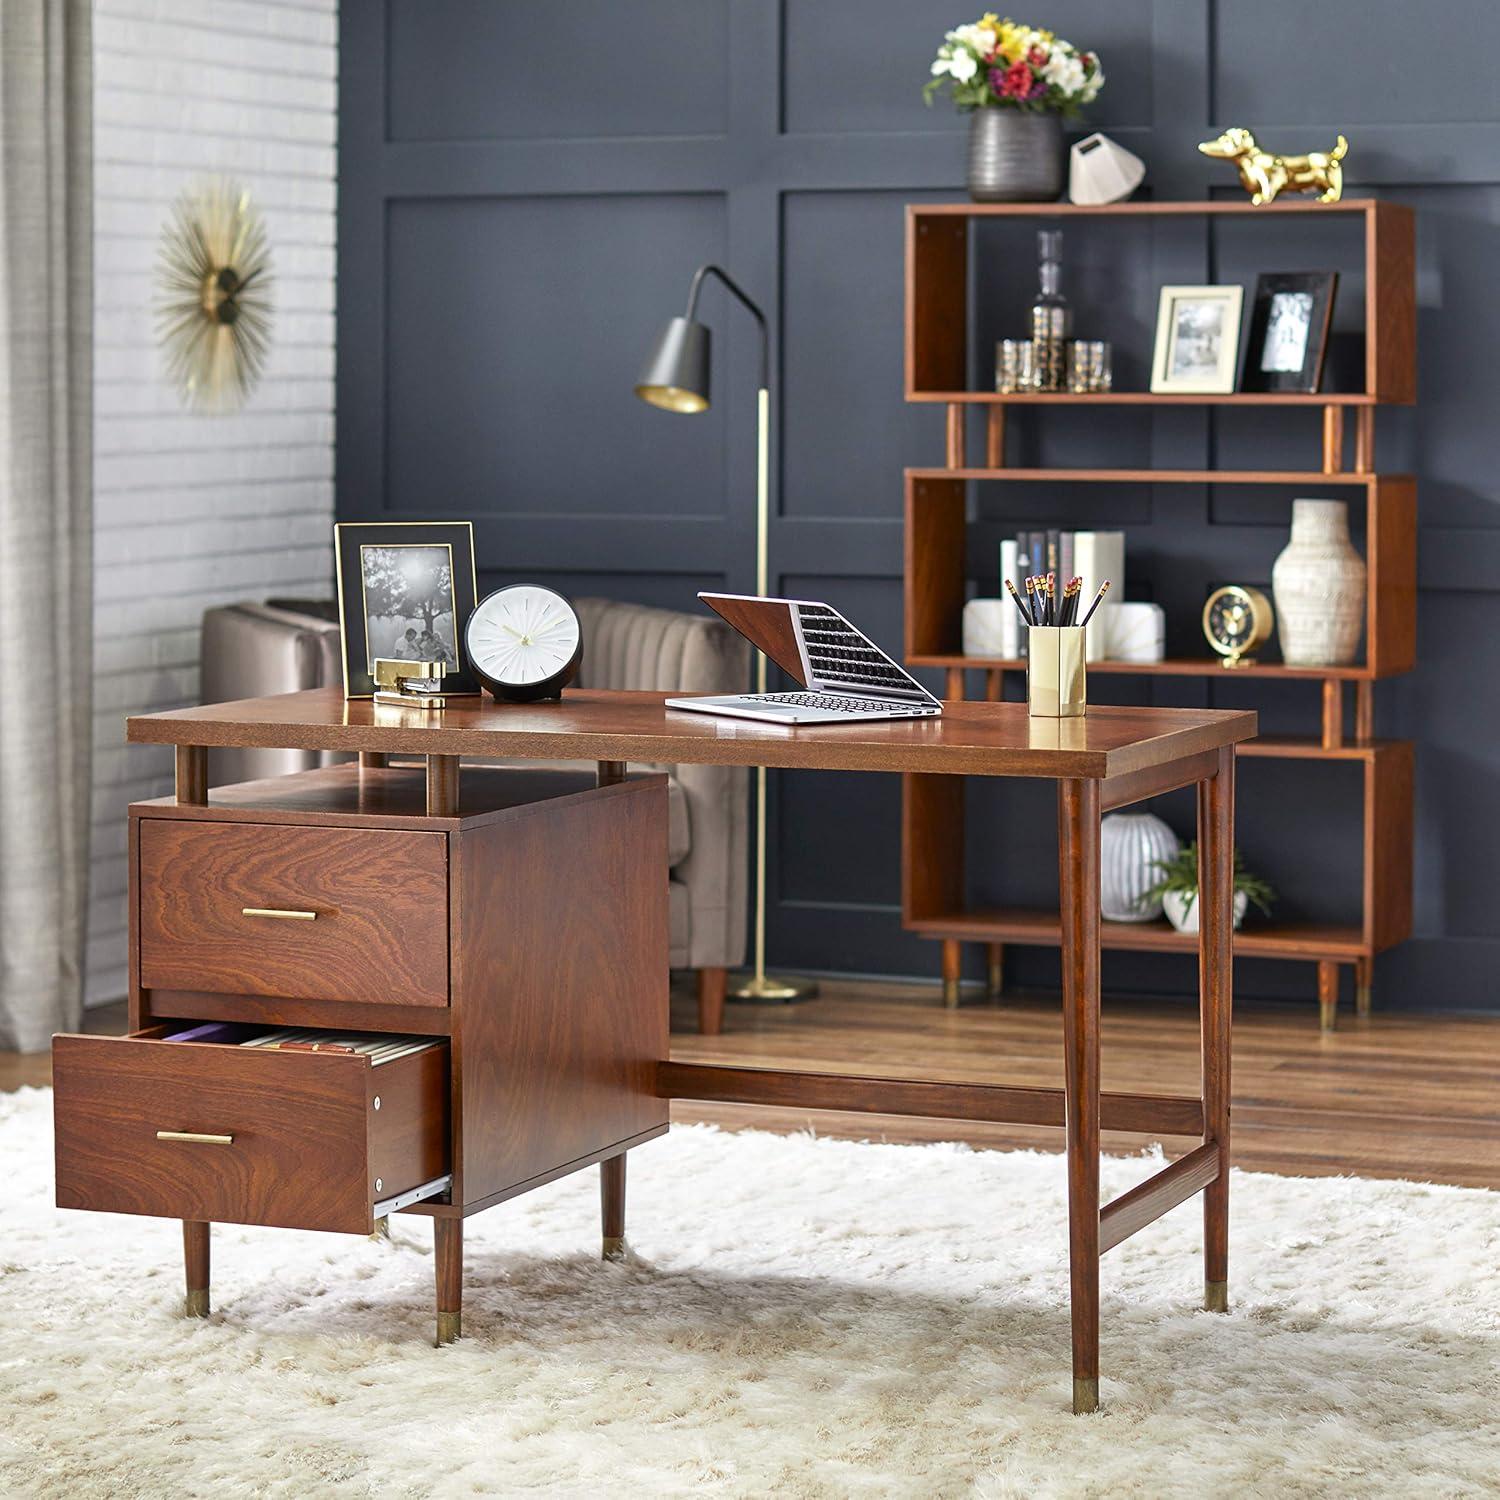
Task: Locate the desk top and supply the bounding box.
[129,688,1256,780]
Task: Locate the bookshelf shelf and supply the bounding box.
[899,198,1417,1032]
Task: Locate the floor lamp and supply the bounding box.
[635,264,816,1003]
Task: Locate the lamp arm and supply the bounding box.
[684,263,768,388]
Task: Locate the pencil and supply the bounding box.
[1079,579,1112,628]
[1004,577,1032,628]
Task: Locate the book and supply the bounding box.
[999,538,1020,659]
[1073,530,1125,661]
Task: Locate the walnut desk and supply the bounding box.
[69,687,1254,1415]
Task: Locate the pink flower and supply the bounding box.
[1028,45,1048,65]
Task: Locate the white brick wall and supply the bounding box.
[88,0,338,1004]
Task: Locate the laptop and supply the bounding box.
[665,593,943,725]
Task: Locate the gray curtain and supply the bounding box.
[0,0,92,1051]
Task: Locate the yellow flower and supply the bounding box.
[996,20,1026,60]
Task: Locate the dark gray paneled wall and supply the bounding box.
[339,0,1500,1012]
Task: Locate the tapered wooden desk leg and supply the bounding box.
[942,939,962,1008]
[183,1220,210,1318]
[601,1153,627,1261]
[1057,778,1101,1414]
[434,1218,462,1345]
[697,967,726,1036]
[1200,747,1235,1315]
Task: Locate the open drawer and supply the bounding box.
[53,1030,449,1234]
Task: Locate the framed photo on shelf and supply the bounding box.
[1150,285,1244,394]
[334,521,481,698]
[1239,272,1339,393]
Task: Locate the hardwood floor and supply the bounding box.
[8,983,1497,1188]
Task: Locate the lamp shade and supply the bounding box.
[634,316,710,413]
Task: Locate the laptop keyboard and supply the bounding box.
[759,692,931,715]
[796,603,917,694]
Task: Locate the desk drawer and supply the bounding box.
[53,1033,449,1234]
[138,820,449,1008]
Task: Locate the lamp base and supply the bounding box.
[728,971,818,1003]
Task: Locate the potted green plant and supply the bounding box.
[924,14,1104,201]
[1141,843,1275,934]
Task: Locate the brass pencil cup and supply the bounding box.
[1027,627,1087,717]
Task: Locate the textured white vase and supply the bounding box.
[1163,888,1249,934]
[1100,812,1180,922]
[1272,499,1367,666]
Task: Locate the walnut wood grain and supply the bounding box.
[1199,748,1235,1303]
[53,1035,448,1233]
[127,688,1257,782]
[1098,1141,1220,1255]
[368,1044,448,1201]
[136,820,449,1008]
[697,594,805,682]
[175,745,207,805]
[905,474,966,661]
[1367,739,1414,953]
[656,1061,1203,1136]
[450,777,669,1209]
[1369,476,1417,677]
[434,1217,461,1344]
[144,990,453,1036]
[906,208,966,396]
[697,967,726,1037]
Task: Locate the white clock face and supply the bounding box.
[467,586,580,687]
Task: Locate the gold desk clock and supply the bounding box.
[372,658,449,709]
[1203,586,1274,668]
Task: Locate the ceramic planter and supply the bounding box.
[1162,888,1248,935]
[1100,811,1179,921]
[967,110,1065,202]
[1272,498,1367,666]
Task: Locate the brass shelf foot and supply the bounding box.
[435,1310,461,1345]
[184,1289,209,1319]
[1072,1376,1099,1415]
[1319,998,1337,1033]
[987,960,1003,998]
[1205,1279,1229,1313]
[943,978,961,1009]
[1355,983,1372,1019]
[601,1235,627,1262]
[369,1216,391,1242]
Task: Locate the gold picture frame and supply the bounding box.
[1150,285,1244,395]
[333,521,481,698]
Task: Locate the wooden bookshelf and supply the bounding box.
[900,200,1417,1032]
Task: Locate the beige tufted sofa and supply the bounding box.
[200,596,749,1034]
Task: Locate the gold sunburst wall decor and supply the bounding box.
[155,178,274,412]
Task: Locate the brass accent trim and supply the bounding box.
[435,1310,461,1346]
[601,1235,627,1262]
[942,977,961,1008]
[1073,1377,1099,1414]
[184,1288,210,1319]
[1204,1279,1229,1313]
[241,907,317,922]
[157,1130,234,1146]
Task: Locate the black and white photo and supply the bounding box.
[1240,271,1338,393]
[1150,285,1244,394]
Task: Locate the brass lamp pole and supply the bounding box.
[635,264,816,1002]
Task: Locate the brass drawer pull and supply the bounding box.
[156,1130,234,1146]
[241,907,317,922]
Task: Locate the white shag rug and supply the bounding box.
[1,1088,1497,1498]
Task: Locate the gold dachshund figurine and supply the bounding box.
[1198,127,1348,205]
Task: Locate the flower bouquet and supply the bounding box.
[925,15,1103,115]
[925,15,1104,200]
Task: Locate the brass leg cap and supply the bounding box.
[369,1216,392,1242]
[1355,984,1372,1018]
[1319,1000,1337,1033]
[1072,1377,1099,1415]
[184,1289,209,1319]
[942,978,961,1009]
[602,1235,627,1262]
[1205,1279,1229,1313]
[435,1310,461,1345]
[987,961,1003,998]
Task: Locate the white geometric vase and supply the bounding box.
[1068,132,1146,205]
[1100,811,1180,922]
[1272,498,1367,667]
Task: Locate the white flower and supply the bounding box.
[951,49,980,82]
[972,26,997,55]
[932,55,953,77]
[1043,51,1086,94]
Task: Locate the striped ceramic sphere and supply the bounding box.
[1100,811,1180,923]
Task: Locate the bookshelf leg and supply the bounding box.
[942,940,962,1008]
[987,942,1004,998]
[1318,961,1340,1032]
[434,1218,462,1345]
[1199,749,1234,1315]
[601,1152,627,1261]
[182,1220,209,1318]
[1355,957,1373,1018]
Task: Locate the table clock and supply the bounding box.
[465,584,583,702]
[1202,585,1274,668]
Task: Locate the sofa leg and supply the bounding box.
[697,967,726,1036]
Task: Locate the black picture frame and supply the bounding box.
[333,521,481,698]
[1239,272,1338,394]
